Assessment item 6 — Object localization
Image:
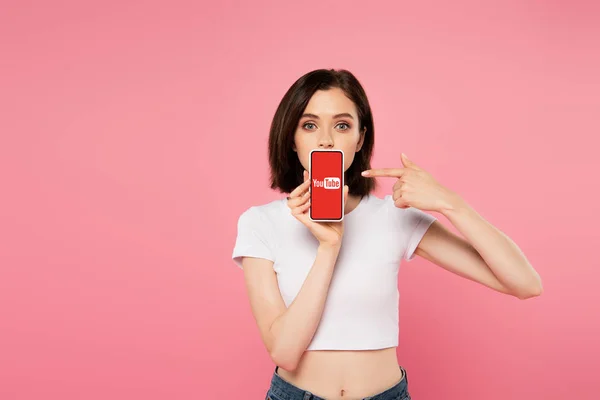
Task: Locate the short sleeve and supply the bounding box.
[385,195,437,262]
[402,207,437,261]
[231,207,276,269]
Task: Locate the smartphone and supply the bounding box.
[309,149,345,222]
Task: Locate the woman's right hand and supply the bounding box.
[287,170,349,247]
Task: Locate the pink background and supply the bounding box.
[1,1,598,399]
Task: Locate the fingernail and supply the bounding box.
[361,171,369,176]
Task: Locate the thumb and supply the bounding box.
[401,153,414,168]
[343,185,349,204]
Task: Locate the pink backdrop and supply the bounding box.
[1,1,598,399]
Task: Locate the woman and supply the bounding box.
[231,69,542,400]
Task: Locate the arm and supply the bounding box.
[241,243,340,371]
[415,196,543,300]
[362,153,542,300]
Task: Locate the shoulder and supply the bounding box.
[232,197,286,268]
[381,195,437,260]
[381,194,437,228]
[236,197,287,228]
[357,193,389,215]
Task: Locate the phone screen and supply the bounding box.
[309,149,344,222]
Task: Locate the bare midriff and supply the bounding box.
[276,347,404,400]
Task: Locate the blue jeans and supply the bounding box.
[266,365,411,400]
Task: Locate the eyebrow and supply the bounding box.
[301,113,354,120]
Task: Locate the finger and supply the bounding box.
[304,170,311,194]
[362,168,405,178]
[392,179,404,192]
[288,190,310,207]
[395,198,410,209]
[343,185,349,204]
[291,198,311,216]
[289,178,311,198]
[292,205,311,226]
[401,153,419,170]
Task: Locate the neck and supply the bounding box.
[344,194,362,215]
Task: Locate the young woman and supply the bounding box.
[231,69,542,400]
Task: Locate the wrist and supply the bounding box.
[318,242,342,253]
[439,190,470,218]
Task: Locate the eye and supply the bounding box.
[336,123,350,130]
[303,122,316,130]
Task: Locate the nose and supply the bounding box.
[317,133,334,149]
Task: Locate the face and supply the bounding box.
[293,87,366,172]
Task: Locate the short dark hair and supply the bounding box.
[268,68,377,196]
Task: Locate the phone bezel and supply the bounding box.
[308,149,345,222]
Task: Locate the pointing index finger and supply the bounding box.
[362,168,405,177]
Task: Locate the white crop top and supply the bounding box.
[231,193,436,351]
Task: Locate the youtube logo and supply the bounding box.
[313,177,340,189]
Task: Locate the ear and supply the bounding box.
[356,127,366,152]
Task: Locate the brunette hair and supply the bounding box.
[268,68,377,196]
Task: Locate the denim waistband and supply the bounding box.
[267,365,409,400]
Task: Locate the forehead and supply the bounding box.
[303,88,357,117]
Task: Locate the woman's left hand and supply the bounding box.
[361,153,460,213]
